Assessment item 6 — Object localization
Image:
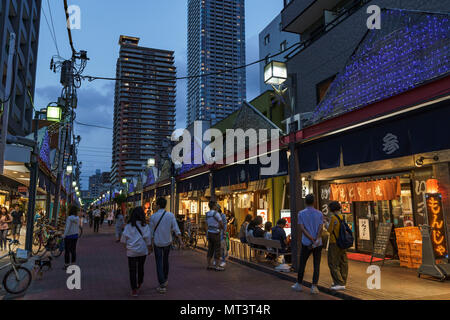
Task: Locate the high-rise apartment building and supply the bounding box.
[0,0,42,137]
[111,36,176,185]
[187,0,246,127]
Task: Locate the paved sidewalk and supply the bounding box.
[21,224,338,300]
[203,240,450,300]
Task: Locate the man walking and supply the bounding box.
[149,197,182,294]
[206,201,224,271]
[100,208,106,225]
[291,194,324,294]
[93,206,101,233]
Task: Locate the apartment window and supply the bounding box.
[316,75,336,104]
[264,34,270,46]
[280,41,287,52]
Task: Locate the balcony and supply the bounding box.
[281,0,343,34]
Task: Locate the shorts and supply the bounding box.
[11,224,21,236]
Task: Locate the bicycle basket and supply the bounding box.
[14,249,29,264]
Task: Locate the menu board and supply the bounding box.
[281,209,291,237]
[371,223,393,261]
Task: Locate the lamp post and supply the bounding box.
[264,60,302,270]
[25,105,62,252]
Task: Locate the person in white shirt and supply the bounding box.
[149,197,182,294]
[93,207,101,233]
[120,206,152,297]
[107,210,114,226]
[63,206,80,270]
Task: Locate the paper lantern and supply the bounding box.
[426,178,439,194]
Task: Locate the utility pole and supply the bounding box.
[0,33,16,175]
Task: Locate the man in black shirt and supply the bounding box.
[10,204,24,242]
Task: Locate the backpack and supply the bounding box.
[333,214,354,249]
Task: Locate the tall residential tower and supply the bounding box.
[187,0,246,127]
[111,36,176,185]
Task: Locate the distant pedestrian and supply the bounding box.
[292,194,324,295]
[206,201,224,271]
[326,201,349,291]
[10,204,24,243]
[88,209,93,228]
[100,208,106,225]
[217,205,228,268]
[238,214,253,244]
[93,207,101,233]
[121,206,151,297]
[0,207,12,251]
[107,210,114,226]
[63,206,80,270]
[115,209,125,242]
[149,197,182,294]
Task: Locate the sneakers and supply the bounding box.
[162,281,168,288]
[219,261,226,268]
[330,285,346,291]
[291,282,303,292]
[215,266,225,271]
[156,286,167,294]
[311,285,320,294]
[131,289,138,297]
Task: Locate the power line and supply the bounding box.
[75,120,113,130]
[81,41,302,84]
[41,6,60,57]
[47,0,60,57]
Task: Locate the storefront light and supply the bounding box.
[426,178,439,194]
[46,105,62,122]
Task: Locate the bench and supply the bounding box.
[246,236,291,263]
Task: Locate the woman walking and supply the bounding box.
[121,206,151,297]
[107,210,114,226]
[0,207,12,251]
[63,206,80,270]
[115,209,125,243]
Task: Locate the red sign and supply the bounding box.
[18,187,28,193]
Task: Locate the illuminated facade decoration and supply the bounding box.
[313,10,450,123]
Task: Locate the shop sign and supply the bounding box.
[359,219,370,241]
[18,187,28,193]
[190,201,198,214]
[330,178,401,202]
[281,209,291,237]
[230,182,247,191]
[257,209,268,225]
[202,202,209,215]
[425,194,448,259]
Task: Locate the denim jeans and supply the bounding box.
[154,245,171,286]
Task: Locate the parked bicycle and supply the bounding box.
[0,238,32,294]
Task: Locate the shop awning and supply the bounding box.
[298,98,450,172]
[156,184,171,197]
[177,173,210,193]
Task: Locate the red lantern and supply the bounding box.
[426,178,439,194]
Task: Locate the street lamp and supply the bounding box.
[147,157,156,168]
[25,105,63,252]
[264,61,288,86]
[72,181,77,187]
[66,165,73,175]
[264,60,301,271]
[122,178,127,184]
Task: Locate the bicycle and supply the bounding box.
[0,238,32,294]
[181,223,199,249]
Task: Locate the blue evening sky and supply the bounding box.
[35,0,284,189]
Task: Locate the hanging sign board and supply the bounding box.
[359,219,370,241]
[425,194,448,259]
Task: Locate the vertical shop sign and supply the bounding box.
[281,209,291,237]
[425,194,448,259]
[359,219,371,240]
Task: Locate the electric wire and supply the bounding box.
[41,5,61,58]
[75,120,113,130]
[63,0,77,55]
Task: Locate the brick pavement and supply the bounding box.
[21,223,339,300]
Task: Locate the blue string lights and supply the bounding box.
[313,10,450,122]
